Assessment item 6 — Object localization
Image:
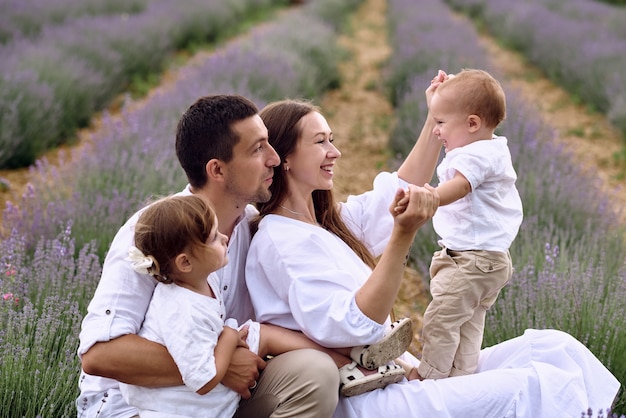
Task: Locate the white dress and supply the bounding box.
[245,172,619,418]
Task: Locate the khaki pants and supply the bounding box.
[234,349,339,418]
[418,248,512,380]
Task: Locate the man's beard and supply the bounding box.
[254,187,272,204]
[225,178,272,205]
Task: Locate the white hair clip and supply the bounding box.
[128,246,154,275]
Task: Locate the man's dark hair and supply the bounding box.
[175,95,259,189]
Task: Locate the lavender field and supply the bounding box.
[1,0,625,416]
[0,0,288,169]
[385,0,625,415]
[444,0,626,163]
[0,0,362,414]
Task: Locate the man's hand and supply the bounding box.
[221,346,267,399]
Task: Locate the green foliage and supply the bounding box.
[0,231,102,417]
[597,0,626,5]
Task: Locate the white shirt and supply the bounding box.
[119,276,260,417]
[76,186,259,418]
[433,136,523,251]
[246,172,404,348]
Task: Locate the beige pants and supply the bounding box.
[418,248,512,380]
[234,349,339,418]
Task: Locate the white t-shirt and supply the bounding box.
[76,186,259,417]
[433,136,523,251]
[119,276,259,417]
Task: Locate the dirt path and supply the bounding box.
[320,0,430,355]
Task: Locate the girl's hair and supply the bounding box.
[437,68,506,129]
[256,99,376,269]
[134,195,217,283]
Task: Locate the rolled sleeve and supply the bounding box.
[78,213,157,357]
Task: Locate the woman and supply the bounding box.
[245,94,619,416]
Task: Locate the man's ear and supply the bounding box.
[175,253,193,273]
[467,115,481,133]
[206,158,225,182]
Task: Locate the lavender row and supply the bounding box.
[444,0,626,137]
[0,0,363,413]
[0,0,286,169]
[385,0,626,414]
[0,0,146,43]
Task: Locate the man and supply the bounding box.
[77,95,340,417]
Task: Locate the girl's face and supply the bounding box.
[284,111,341,194]
[194,216,229,277]
[430,91,473,153]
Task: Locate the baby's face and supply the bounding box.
[430,92,473,153]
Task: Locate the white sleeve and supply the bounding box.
[77,211,157,357]
[340,171,405,256]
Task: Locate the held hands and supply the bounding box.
[426,69,452,107]
[390,184,439,233]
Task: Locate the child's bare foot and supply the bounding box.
[407,368,423,381]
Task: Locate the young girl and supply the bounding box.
[119,195,407,417]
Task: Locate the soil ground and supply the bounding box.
[1,0,624,355]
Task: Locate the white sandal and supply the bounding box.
[339,361,406,397]
[349,317,413,370]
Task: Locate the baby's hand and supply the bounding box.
[431,69,448,85]
[426,69,451,105]
[391,188,410,215]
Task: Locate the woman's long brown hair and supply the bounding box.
[254,99,376,269]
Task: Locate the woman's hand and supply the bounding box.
[425,69,450,107]
[390,184,439,234]
[359,184,439,323]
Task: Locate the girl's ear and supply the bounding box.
[467,114,481,133]
[175,253,193,273]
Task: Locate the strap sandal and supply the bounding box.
[349,317,413,370]
[339,361,406,397]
